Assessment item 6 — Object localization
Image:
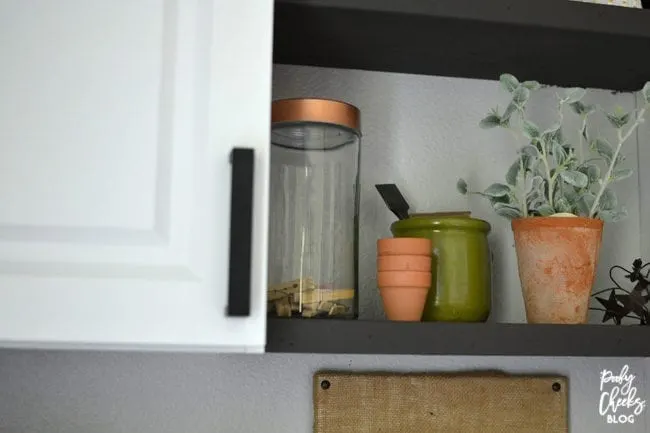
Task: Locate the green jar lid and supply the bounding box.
[391,212,491,233]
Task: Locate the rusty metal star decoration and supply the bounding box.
[590,258,650,325]
[595,289,628,325]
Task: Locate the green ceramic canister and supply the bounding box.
[390,213,491,322]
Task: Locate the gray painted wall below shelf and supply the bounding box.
[0,351,648,432]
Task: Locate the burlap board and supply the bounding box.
[314,372,568,433]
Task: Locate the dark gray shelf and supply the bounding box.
[274,0,650,90]
[267,319,650,357]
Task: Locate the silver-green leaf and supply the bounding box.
[578,164,600,184]
[569,101,595,116]
[537,204,555,216]
[456,178,468,195]
[502,102,517,122]
[577,193,595,217]
[559,170,588,188]
[505,160,521,186]
[489,194,513,207]
[493,203,522,219]
[600,188,618,211]
[479,114,502,129]
[542,123,562,143]
[520,145,539,158]
[600,207,628,223]
[522,121,540,140]
[563,187,579,204]
[512,86,530,107]
[605,112,631,129]
[586,164,600,184]
[521,81,541,91]
[483,183,511,197]
[500,74,519,93]
[612,168,633,181]
[564,88,586,104]
[591,138,614,163]
[527,193,545,209]
[642,82,650,104]
[552,141,568,167]
[525,175,543,195]
[554,197,572,214]
[599,210,616,222]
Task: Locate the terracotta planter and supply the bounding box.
[512,217,604,324]
[377,238,432,256]
[377,238,432,321]
[377,255,431,271]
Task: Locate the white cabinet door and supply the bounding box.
[0,0,271,351]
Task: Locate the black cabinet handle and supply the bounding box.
[227,148,255,317]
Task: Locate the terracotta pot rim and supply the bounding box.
[377,237,432,256]
[379,286,430,291]
[511,216,603,230]
[377,255,431,272]
[377,270,431,288]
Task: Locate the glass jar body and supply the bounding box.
[268,121,360,319]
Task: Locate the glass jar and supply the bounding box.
[268,98,361,319]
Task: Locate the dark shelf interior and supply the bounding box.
[274,0,650,91]
[270,0,650,357]
[267,319,650,357]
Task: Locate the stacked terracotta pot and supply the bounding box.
[377,238,432,321]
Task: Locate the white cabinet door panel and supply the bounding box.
[0,0,271,351]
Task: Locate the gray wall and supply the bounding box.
[0,351,648,432]
[1,66,649,432]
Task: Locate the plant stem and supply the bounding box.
[539,95,567,209]
[589,107,646,217]
[578,116,587,164]
[519,156,528,217]
[540,143,554,209]
[507,127,529,217]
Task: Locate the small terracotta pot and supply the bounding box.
[512,217,604,324]
[377,255,431,272]
[379,287,430,321]
[377,270,432,287]
[377,237,432,321]
[377,271,431,321]
[377,238,432,256]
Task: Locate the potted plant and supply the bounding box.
[458,74,650,324]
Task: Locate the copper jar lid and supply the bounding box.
[271,98,360,133]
